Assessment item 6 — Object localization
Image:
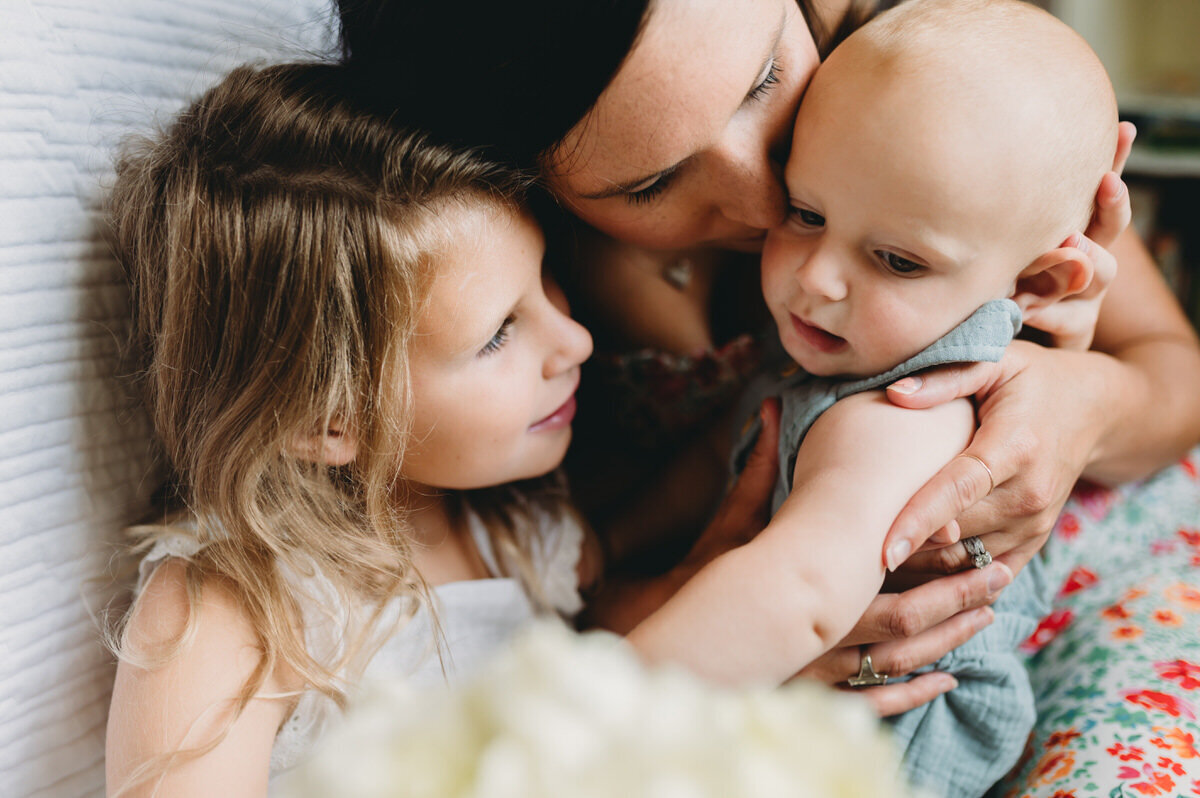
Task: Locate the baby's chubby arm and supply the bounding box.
[626,392,974,686]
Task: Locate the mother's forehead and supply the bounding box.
[553,0,784,183]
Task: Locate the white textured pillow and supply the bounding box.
[0,3,335,795]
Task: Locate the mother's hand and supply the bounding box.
[881,342,1119,577]
[879,123,1141,576]
[796,561,1011,716]
[1020,122,1134,350]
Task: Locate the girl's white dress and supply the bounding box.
[136,507,585,780]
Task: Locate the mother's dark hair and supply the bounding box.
[337,0,869,172]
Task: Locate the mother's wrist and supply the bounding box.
[1075,346,1158,483]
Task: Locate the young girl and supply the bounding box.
[104,61,598,795]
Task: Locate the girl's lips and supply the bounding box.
[529,394,577,432]
[791,314,847,354]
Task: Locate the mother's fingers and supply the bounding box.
[1113,120,1136,174]
[1085,171,1132,251]
[802,604,995,686]
[851,672,960,718]
[883,450,1009,570]
[899,528,1045,578]
[838,562,1011,646]
[885,360,1002,410]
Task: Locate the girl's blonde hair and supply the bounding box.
[109,61,548,786]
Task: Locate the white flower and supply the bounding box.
[280,622,921,798]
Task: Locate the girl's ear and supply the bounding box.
[290,422,358,466]
[1011,246,1094,315]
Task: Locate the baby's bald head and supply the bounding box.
[815,0,1118,250]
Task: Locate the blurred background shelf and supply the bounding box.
[1047,0,1200,329]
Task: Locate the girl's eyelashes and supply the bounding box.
[746,55,781,103]
[877,250,926,277]
[479,315,515,357]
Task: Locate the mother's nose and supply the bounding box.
[710,128,787,231]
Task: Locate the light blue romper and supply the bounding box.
[732,299,1048,798]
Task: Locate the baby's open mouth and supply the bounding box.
[791,314,847,354]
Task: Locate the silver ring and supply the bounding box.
[963,536,993,569]
[847,646,889,687]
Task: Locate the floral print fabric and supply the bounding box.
[997,448,1200,798]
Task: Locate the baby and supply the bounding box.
[733,0,1119,795]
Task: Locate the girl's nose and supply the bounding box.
[544,314,593,379]
[543,279,594,379]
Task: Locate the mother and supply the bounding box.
[336,0,1200,707]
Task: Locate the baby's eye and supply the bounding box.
[877,251,926,276]
[789,206,825,229]
[479,315,514,357]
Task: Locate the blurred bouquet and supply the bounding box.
[281,622,918,798]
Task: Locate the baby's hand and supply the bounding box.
[1022,226,1117,350]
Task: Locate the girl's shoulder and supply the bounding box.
[109,557,297,796]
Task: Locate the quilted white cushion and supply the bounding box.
[0,3,336,795]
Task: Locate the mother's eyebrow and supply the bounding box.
[576,2,788,202]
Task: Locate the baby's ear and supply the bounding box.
[1011,246,1094,315]
[290,421,358,466]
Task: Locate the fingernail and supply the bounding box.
[940,674,959,691]
[1113,179,1126,200]
[986,563,1013,594]
[1064,232,1081,248]
[886,539,912,572]
[888,376,921,396]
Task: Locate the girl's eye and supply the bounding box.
[747,56,781,103]
[789,206,825,229]
[625,168,678,206]
[479,315,514,357]
[877,251,926,276]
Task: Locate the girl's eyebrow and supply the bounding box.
[578,3,788,202]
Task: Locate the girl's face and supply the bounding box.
[545,0,819,252]
[402,205,593,491]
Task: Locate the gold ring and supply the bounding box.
[959,453,996,494]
